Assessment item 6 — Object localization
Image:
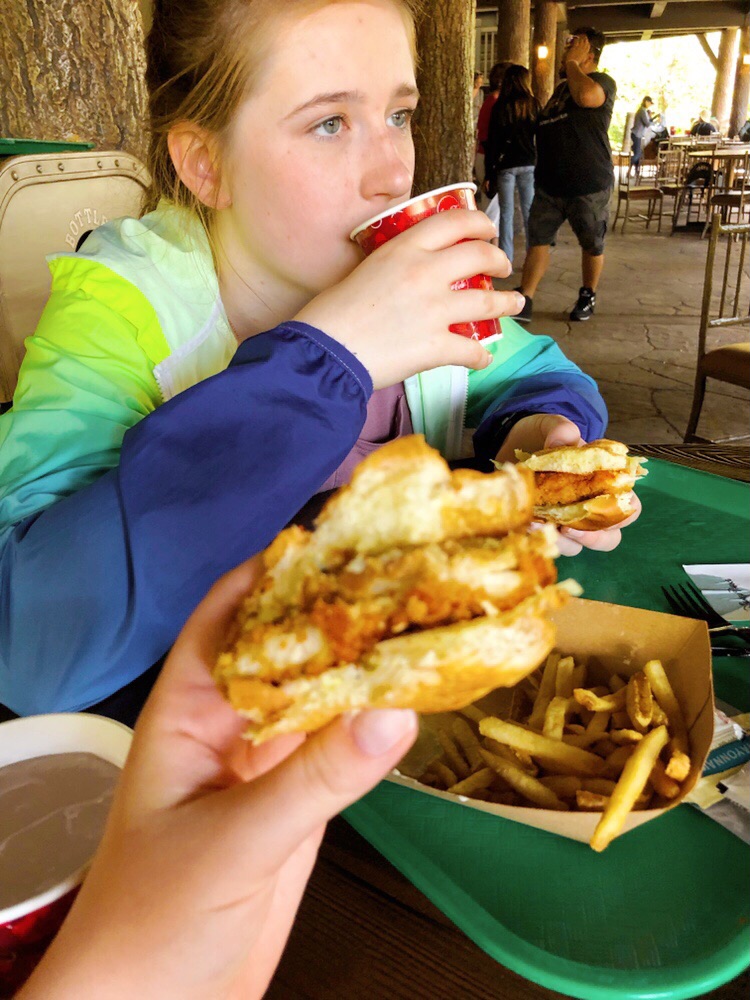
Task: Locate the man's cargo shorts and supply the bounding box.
[528,186,612,256]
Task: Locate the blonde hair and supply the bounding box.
[143,0,422,237]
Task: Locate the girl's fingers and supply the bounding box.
[442,287,523,324]
[123,558,264,811]
[555,533,584,557]
[561,526,623,553]
[435,238,512,281]
[429,335,493,372]
[403,208,497,251]
[203,709,417,884]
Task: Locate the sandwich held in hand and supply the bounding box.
[214,436,577,743]
[514,439,647,531]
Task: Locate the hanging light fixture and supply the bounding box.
[537,44,549,60]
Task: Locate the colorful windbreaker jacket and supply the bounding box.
[0,203,606,715]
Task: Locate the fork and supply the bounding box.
[662,582,750,641]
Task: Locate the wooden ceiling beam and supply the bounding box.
[568,2,746,34]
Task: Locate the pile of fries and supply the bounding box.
[415,655,693,851]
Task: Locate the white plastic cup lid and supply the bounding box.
[0,713,132,925]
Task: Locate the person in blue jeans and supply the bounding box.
[484,64,540,268]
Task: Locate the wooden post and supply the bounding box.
[495,0,531,67]
[531,1,557,106]
[411,0,476,195]
[729,25,750,137]
[555,17,568,89]
[712,29,739,132]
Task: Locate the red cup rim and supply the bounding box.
[349,182,478,241]
[0,869,86,928]
[0,712,132,926]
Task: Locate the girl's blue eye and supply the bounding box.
[316,117,342,136]
[390,109,414,128]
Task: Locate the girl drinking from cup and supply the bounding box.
[0,0,631,724]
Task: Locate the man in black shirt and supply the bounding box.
[516,27,615,323]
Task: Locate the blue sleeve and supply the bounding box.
[471,334,608,463]
[0,322,371,715]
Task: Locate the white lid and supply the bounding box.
[0,713,133,924]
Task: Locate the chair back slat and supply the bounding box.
[701,216,750,344]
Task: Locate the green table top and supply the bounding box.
[0,138,94,157]
[346,459,750,1000]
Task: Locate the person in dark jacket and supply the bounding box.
[630,96,653,169]
[485,64,540,268]
[690,111,718,136]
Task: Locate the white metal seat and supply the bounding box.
[0,150,149,403]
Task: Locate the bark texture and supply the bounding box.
[729,26,750,138]
[711,28,739,132]
[495,0,530,68]
[0,0,148,162]
[412,0,476,196]
[531,0,557,107]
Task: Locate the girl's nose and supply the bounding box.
[359,134,413,205]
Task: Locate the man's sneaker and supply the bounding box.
[514,288,533,324]
[570,286,596,322]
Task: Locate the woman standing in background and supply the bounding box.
[630,95,653,169]
[484,64,540,270]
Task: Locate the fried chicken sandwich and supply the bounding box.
[214,436,576,744]
[515,439,647,531]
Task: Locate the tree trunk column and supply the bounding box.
[555,16,569,89]
[531,1,557,107]
[729,26,750,138]
[712,29,739,132]
[411,0,475,195]
[496,0,531,67]
[0,0,147,161]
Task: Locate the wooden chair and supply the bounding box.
[656,146,688,232]
[0,150,149,403]
[612,159,664,234]
[685,215,750,441]
[703,150,750,234]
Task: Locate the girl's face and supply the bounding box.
[218,0,417,298]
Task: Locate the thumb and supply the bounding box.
[541,415,583,450]
[210,709,418,879]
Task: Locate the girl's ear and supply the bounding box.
[168,123,232,210]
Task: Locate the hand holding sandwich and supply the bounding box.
[20,558,417,1000]
[495,414,642,556]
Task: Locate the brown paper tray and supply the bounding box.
[389,597,713,846]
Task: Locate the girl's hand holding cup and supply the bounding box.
[296,185,522,389]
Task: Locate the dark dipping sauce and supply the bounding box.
[0,752,120,910]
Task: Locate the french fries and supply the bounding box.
[410,654,694,851]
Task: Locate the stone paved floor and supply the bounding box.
[494,203,750,446]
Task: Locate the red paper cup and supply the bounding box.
[350,182,501,341]
[0,714,132,997]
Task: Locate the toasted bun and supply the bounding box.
[516,439,646,475]
[248,435,536,625]
[515,439,646,531]
[533,492,635,531]
[215,435,572,743]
